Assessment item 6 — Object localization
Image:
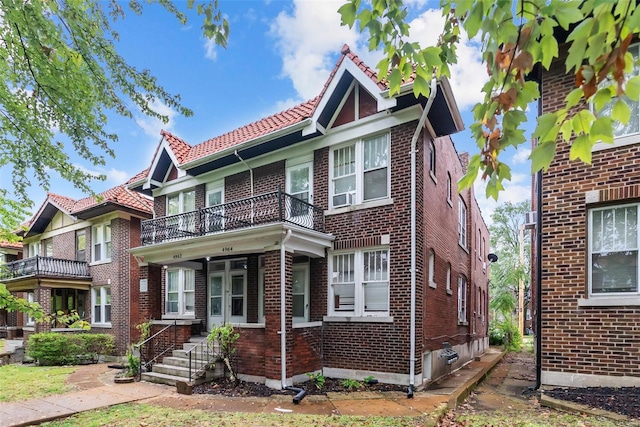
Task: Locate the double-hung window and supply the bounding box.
[331,133,390,208]
[166,268,195,315]
[589,204,639,295]
[92,223,111,263]
[167,190,196,236]
[458,198,467,248]
[330,248,389,316]
[458,275,467,323]
[92,286,111,325]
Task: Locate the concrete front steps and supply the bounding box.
[141,337,221,387]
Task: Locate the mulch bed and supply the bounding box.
[193,377,407,398]
[545,386,640,419]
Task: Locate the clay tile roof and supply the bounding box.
[47,192,76,213]
[73,185,153,215]
[161,130,191,164]
[126,168,149,185]
[184,98,320,164]
[0,241,22,250]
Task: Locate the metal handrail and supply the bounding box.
[0,255,90,281]
[140,189,325,246]
[135,320,177,379]
[186,336,218,382]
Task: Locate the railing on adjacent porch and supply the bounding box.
[141,189,325,246]
[0,256,90,281]
[135,321,177,379]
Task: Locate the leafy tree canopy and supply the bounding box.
[339,0,640,199]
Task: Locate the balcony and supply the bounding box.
[0,256,91,282]
[141,190,325,246]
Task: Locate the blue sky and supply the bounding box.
[2,0,534,223]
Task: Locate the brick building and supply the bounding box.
[0,186,152,354]
[129,46,490,390]
[0,241,23,334]
[532,41,640,387]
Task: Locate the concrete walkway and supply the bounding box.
[0,348,504,426]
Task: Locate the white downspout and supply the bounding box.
[280,229,293,388]
[409,78,438,395]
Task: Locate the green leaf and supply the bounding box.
[422,46,442,66]
[539,35,559,69]
[592,87,613,113]
[571,109,595,134]
[530,141,557,173]
[560,119,574,142]
[338,2,357,27]
[612,99,631,125]
[570,134,593,163]
[565,88,583,109]
[554,4,584,30]
[565,36,587,72]
[532,112,559,142]
[387,68,402,94]
[589,116,614,144]
[413,74,431,98]
[626,75,640,102]
[463,3,484,39]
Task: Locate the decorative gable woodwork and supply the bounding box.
[332,84,379,128]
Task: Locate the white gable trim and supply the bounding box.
[144,135,184,190]
[303,58,397,137]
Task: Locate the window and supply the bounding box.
[330,248,389,316]
[458,275,467,323]
[477,229,482,260]
[446,263,452,294]
[26,293,35,326]
[50,289,86,324]
[292,264,310,323]
[458,198,467,248]
[592,44,639,141]
[92,223,111,263]
[43,238,53,257]
[428,141,436,175]
[167,190,196,215]
[205,185,224,233]
[166,268,195,315]
[330,134,389,208]
[76,231,86,262]
[258,256,265,323]
[446,173,452,204]
[428,250,436,288]
[92,286,111,325]
[28,242,39,257]
[589,204,639,295]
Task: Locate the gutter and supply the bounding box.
[408,77,438,398]
[281,229,293,388]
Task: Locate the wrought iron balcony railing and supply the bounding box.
[141,189,325,246]
[0,256,91,281]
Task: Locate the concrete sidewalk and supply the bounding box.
[0,348,504,426]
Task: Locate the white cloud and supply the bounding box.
[269,0,371,101]
[407,9,487,110]
[474,173,532,226]
[512,148,532,165]
[204,37,217,61]
[72,165,129,185]
[135,99,177,138]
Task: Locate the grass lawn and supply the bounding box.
[453,408,628,427]
[40,404,429,427]
[0,364,75,402]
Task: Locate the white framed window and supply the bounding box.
[166,268,195,315]
[591,44,639,145]
[458,198,467,248]
[92,223,111,263]
[26,292,36,326]
[76,231,86,262]
[446,263,452,294]
[92,286,111,325]
[446,173,452,205]
[205,184,224,233]
[292,264,310,323]
[477,229,482,260]
[167,190,196,215]
[589,203,639,295]
[43,238,53,257]
[458,275,467,323]
[330,133,390,208]
[28,242,39,257]
[428,250,436,288]
[330,247,389,316]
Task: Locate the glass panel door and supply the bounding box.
[286,162,313,224]
[208,273,224,328]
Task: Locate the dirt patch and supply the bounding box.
[545,386,640,419]
[193,377,407,397]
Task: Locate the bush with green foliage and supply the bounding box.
[306,372,325,389]
[207,323,240,383]
[27,333,114,365]
[489,320,522,352]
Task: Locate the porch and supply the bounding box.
[0,256,90,283]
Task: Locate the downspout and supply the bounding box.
[234,150,254,197]
[534,97,543,389]
[280,229,293,389]
[408,77,438,398]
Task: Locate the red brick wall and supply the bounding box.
[292,327,322,375]
[235,327,265,377]
[540,50,640,379]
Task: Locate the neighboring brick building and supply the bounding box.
[129,45,491,390]
[0,241,23,334]
[533,42,640,387]
[0,186,152,354]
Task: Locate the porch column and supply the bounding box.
[36,287,52,333]
[136,264,163,331]
[263,248,293,389]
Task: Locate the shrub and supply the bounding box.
[306,372,325,389]
[27,333,114,365]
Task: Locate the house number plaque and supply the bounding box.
[172,254,182,259]
[222,247,233,252]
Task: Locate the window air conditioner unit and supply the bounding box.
[524,211,537,229]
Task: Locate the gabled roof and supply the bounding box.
[132,44,462,192]
[0,241,22,251]
[22,185,153,237]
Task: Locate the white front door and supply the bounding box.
[286,162,313,224]
[208,259,247,328]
